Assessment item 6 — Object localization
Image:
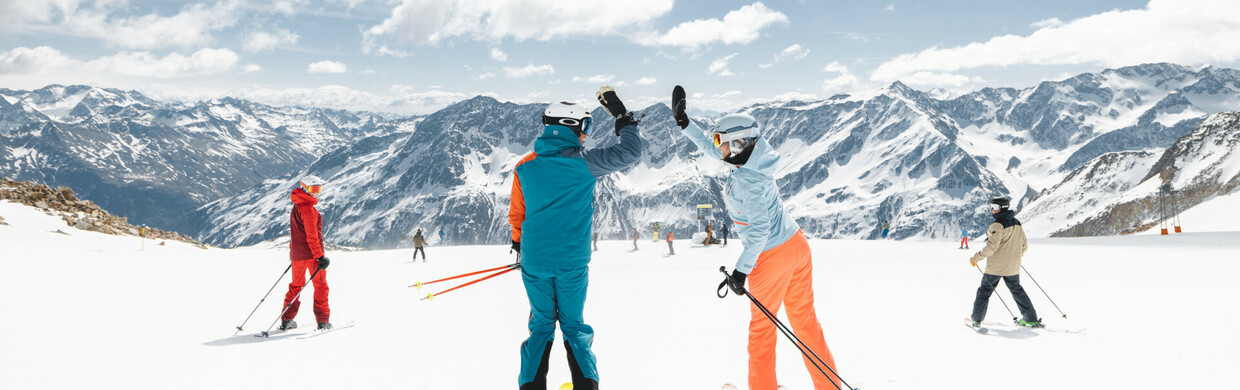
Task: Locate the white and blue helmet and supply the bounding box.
[711,113,761,158]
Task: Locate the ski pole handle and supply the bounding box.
[717,266,731,298]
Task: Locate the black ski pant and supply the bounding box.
[413,246,425,260]
[971,273,1038,323]
[666,241,674,255]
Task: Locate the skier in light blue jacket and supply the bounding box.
[673,86,841,390]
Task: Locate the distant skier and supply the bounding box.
[438,228,446,245]
[631,228,639,250]
[412,229,427,261]
[508,86,643,390]
[666,231,675,255]
[969,197,1040,328]
[281,175,332,331]
[592,231,598,252]
[720,223,730,245]
[881,220,891,239]
[704,221,714,246]
[677,87,842,390]
[959,228,969,249]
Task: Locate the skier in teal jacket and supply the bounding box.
[509,87,643,390]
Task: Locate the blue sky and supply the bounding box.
[2,0,1238,114]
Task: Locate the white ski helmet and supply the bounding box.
[300,175,325,195]
[543,101,593,136]
[711,113,761,157]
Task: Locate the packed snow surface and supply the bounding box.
[2,200,1238,389]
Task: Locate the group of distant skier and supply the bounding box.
[271,84,1044,390]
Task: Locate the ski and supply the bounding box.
[297,321,355,339]
[974,319,1086,334]
[963,318,989,334]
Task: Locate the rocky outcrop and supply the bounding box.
[0,177,205,247]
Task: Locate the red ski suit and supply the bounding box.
[283,188,329,323]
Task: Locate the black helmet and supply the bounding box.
[990,197,1011,211]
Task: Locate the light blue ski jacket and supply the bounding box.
[682,122,800,274]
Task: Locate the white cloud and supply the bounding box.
[883,3,895,12]
[490,48,508,62]
[88,48,240,78]
[243,29,299,53]
[635,77,657,85]
[503,63,554,78]
[0,46,74,74]
[474,72,496,80]
[709,53,739,76]
[374,46,410,57]
[759,43,809,68]
[0,46,239,79]
[714,90,742,98]
[820,61,859,92]
[645,2,789,49]
[571,74,616,83]
[872,0,1240,83]
[57,0,243,50]
[242,63,262,73]
[273,0,308,16]
[844,32,870,43]
[1030,17,1063,29]
[364,0,673,49]
[899,71,983,88]
[308,60,348,74]
[822,61,848,73]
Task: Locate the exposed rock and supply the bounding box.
[0,179,206,247]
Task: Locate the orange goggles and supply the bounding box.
[304,184,323,194]
[712,128,760,147]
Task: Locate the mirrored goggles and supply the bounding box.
[304,184,323,195]
[582,117,592,135]
[989,203,1001,211]
[712,128,759,147]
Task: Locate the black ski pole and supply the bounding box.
[1021,265,1067,319]
[259,266,323,337]
[234,264,292,334]
[718,267,857,390]
[975,265,1017,321]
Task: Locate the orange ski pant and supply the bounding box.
[282,259,330,323]
[747,230,839,390]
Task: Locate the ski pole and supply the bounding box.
[1021,265,1067,319]
[976,265,1017,321]
[234,264,292,334]
[409,263,518,289]
[260,266,323,337]
[422,265,519,301]
[718,267,857,390]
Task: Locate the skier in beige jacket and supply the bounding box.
[969,197,1041,328]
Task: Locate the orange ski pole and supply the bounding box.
[410,263,517,289]
[422,266,519,301]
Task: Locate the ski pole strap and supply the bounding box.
[717,266,732,298]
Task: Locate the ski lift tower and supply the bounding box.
[1157,166,1183,235]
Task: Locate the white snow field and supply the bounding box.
[2,199,1238,389]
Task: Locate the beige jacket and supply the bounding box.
[412,234,426,247]
[970,220,1027,276]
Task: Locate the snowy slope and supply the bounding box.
[1024,111,1240,237]
[4,199,1240,389]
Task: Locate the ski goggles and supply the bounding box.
[304,184,323,195]
[581,117,593,135]
[989,203,1002,211]
[712,127,759,147]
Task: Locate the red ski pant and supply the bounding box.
[282,259,330,323]
[747,230,839,390]
[961,237,968,247]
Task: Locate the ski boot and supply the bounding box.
[317,322,333,330]
[279,319,297,331]
[1017,318,1044,328]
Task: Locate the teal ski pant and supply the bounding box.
[518,266,597,386]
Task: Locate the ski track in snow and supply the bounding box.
[2,200,1239,389]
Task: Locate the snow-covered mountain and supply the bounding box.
[1022,111,1240,236]
[192,63,1240,248]
[0,85,412,232]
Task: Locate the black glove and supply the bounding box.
[511,240,521,254]
[672,85,689,129]
[597,86,639,136]
[316,256,330,270]
[725,269,747,296]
